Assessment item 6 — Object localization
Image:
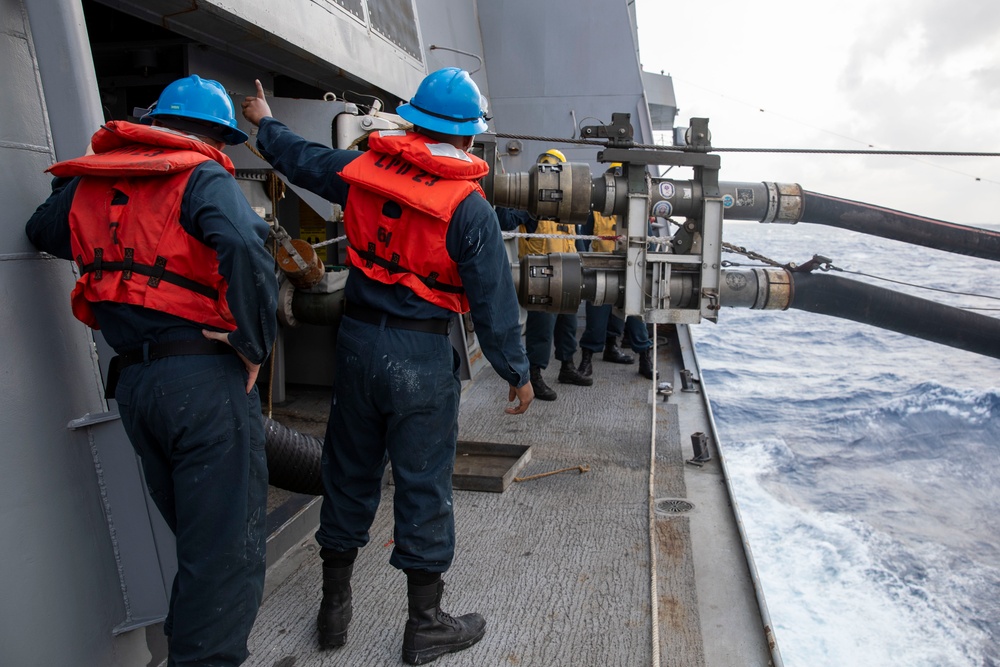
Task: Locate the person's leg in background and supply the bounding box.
[525,310,557,400]
[625,315,655,379]
[554,312,590,386]
[578,304,632,377]
[603,312,634,365]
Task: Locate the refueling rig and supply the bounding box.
[280,108,1000,367]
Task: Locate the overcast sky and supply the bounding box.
[634,0,1000,227]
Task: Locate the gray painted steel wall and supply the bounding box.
[476,0,656,174]
[414,0,489,94]
[1,1,152,664]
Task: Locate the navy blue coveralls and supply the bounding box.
[254,119,530,573]
[26,160,278,667]
[497,208,579,368]
[580,306,652,353]
[577,212,651,353]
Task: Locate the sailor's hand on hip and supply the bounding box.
[505,382,534,415]
[202,329,260,394]
[241,79,273,127]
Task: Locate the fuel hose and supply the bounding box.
[789,272,1000,360]
[802,191,1000,262]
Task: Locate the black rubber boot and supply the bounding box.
[638,348,656,380]
[603,336,635,364]
[402,580,486,665]
[317,563,353,649]
[530,365,557,401]
[558,358,593,386]
[578,349,594,378]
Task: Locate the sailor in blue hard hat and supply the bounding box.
[395,66,490,144]
[141,74,249,146]
[242,68,532,664]
[26,72,277,667]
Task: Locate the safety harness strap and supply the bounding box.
[350,243,464,295]
[77,251,219,300]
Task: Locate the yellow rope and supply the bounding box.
[240,139,290,417]
[266,232,277,419]
[243,139,267,162]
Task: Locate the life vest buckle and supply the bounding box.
[122,248,134,280]
[93,248,104,280]
[148,255,167,287]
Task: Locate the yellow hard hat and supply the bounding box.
[538,148,566,164]
[609,162,622,169]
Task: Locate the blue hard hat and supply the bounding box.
[142,75,249,145]
[397,67,489,136]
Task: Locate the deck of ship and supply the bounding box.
[243,325,775,667]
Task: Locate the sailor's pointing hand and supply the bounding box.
[242,79,272,127]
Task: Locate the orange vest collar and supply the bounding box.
[48,121,235,178]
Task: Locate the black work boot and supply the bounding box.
[603,336,635,364]
[402,579,486,665]
[558,358,593,386]
[638,348,657,380]
[578,349,594,378]
[530,365,557,401]
[318,563,353,648]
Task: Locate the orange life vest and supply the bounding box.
[47,122,238,331]
[338,130,490,313]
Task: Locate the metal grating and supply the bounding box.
[655,498,695,515]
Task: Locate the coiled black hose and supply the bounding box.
[263,416,324,496]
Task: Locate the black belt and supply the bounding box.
[105,339,236,398]
[344,303,451,335]
[115,338,235,367]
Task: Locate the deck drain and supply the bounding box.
[654,498,694,515]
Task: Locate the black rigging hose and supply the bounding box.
[263,416,324,496]
[789,272,1000,360]
[802,191,1000,262]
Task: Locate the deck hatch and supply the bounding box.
[390,440,532,493]
[452,440,532,492]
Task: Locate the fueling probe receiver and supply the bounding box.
[290,106,1000,361]
[490,113,1000,361]
[493,115,790,324]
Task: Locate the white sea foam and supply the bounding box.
[697,220,1000,666]
[725,438,992,666]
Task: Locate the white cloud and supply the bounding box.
[635,0,1000,225]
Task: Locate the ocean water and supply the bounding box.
[692,220,1000,666]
